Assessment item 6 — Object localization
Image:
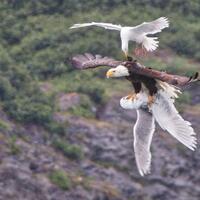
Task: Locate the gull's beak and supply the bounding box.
[106,70,114,78]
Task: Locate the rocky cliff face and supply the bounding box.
[0,84,199,200]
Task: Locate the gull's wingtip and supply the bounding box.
[69,24,81,29]
[158,16,170,27]
[139,167,151,176]
[189,139,197,151]
[69,24,75,29]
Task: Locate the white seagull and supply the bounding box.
[70,17,169,58]
[120,88,197,176]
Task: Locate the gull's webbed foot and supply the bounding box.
[134,47,147,57]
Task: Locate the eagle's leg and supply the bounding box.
[147,95,155,108]
[142,79,157,108]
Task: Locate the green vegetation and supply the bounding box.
[177,92,191,105]
[68,94,95,118]
[44,121,66,136]
[49,170,71,190]
[8,135,21,155]
[0,1,199,129]
[175,92,192,111]
[52,138,83,161]
[0,119,11,131]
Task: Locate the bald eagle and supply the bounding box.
[72,53,199,107]
[72,53,199,176]
[70,17,169,58]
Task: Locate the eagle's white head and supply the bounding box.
[106,65,129,78]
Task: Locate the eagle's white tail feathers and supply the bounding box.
[152,91,197,151]
[142,36,159,51]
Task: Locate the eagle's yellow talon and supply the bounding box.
[126,93,138,101]
[147,95,155,108]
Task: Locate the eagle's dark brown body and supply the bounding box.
[126,62,158,96]
[126,73,158,96]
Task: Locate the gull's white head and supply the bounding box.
[106,65,129,78]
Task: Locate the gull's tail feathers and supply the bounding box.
[70,22,122,31]
[142,36,159,51]
[152,91,197,151]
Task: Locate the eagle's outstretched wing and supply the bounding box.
[72,53,199,86]
[71,53,122,69]
[125,61,199,86]
[133,109,155,176]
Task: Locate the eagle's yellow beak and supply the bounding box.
[106,70,114,78]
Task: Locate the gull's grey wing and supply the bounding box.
[71,53,122,69]
[133,109,155,176]
[70,22,122,31]
[152,91,197,151]
[132,17,169,35]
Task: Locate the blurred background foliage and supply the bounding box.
[0,0,199,129]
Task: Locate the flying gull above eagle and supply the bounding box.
[70,17,169,58]
[72,53,199,176]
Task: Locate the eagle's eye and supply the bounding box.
[113,70,116,72]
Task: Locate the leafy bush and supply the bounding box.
[68,94,95,118]
[53,139,83,161]
[8,135,21,155]
[49,170,71,190]
[0,120,11,131]
[4,93,53,124]
[0,76,15,100]
[44,121,66,136]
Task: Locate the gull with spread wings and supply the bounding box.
[72,53,199,176]
[120,89,196,176]
[70,17,169,58]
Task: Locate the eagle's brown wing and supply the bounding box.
[126,61,199,86]
[71,53,122,69]
[71,53,199,86]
